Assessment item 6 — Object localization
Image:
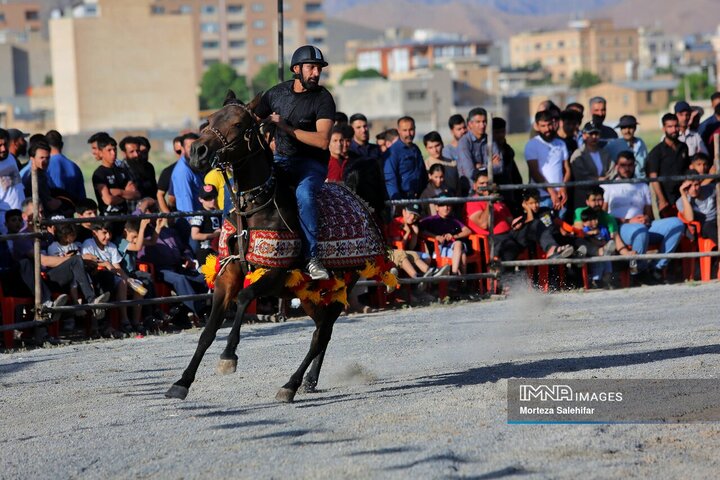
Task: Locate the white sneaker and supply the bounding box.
[92,292,112,320]
[43,294,69,323]
[433,265,451,277]
[306,258,329,280]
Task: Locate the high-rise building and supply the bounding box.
[150,0,326,80]
[49,0,198,133]
[0,2,42,40]
[510,19,638,84]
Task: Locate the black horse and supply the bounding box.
[165,90,382,403]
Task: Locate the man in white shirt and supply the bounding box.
[524,110,570,211]
[603,151,684,283]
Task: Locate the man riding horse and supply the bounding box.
[254,45,335,281]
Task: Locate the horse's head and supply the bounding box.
[189,90,263,172]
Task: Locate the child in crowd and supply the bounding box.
[419,164,449,216]
[580,208,615,288]
[419,196,473,277]
[119,217,157,330]
[81,223,142,335]
[386,203,450,295]
[423,131,459,195]
[690,152,713,186]
[74,198,99,243]
[190,185,222,267]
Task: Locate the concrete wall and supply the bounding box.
[50,0,198,134]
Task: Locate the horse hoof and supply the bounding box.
[299,382,317,394]
[275,387,296,403]
[165,384,189,400]
[216,359,237,375]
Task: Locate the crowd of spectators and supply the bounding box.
[0,89,718,344]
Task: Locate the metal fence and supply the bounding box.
[2,132,720,344]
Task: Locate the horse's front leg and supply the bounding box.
[216,286,256,374]
[165,266,242,400]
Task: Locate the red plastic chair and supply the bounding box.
[0,284,34,349]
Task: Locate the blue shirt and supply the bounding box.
[604,137,648,178]
[47,153,86,200]
[383,140,427,200]
[456,131,502,182]
[169,156,205,212]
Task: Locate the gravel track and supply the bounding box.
[2,282,720,479]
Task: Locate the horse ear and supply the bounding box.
[223,90,237,105]
[247,92,263,112]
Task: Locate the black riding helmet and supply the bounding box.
[290,45,328,69]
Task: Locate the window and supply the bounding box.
[557,40,565,48]
[25,10,39,21]
[559,56,565,64]
[306,37,324,45]
[306,20,324,29]
[406,90,426,101]
[255,54,268,63]
[254,37,267,46]
[201,5,216,15]
[151,6,165,14]
[227,4,244,14]
[202,40,219,49]
[646,91,653,103]
[229,40,246,48]
[200,22,220,33]
[305,2,322,13]
[252,3,264,12]
[545,41,552,50]
[179,5,192,14]
[203,59,219,67]
[252,20,265,29]
[227,22,244,31]
[0,13,6,23]
[231,57,246,67]
[534,43,541,51]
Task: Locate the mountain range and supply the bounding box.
[326,0,720,39]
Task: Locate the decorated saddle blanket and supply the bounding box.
[219,182,386,269]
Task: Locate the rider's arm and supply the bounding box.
[275,118,333,150]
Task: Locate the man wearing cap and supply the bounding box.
[570,122,614,209]
[190,184,222,266]
[0,128,26,234]
[671,101,707,157]
[7,128,29,171]
[647,113,691,217]
[605,115,648,178]
[254,45,335,280]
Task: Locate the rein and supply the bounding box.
[203,100,284,274]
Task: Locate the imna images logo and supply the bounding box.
[519,384,573,402]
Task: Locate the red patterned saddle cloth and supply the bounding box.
[219,182,386,269]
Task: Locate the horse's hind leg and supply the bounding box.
[165,268,241,399]
[216,288,255,375]
[300,322,335,393]
[276,302,342,403]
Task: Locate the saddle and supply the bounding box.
[219,182,386,270]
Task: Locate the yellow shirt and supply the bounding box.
[204,169,232,210]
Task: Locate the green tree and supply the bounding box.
[570,70,602,89]
[251,62,293,94]
[199,63,250,110]
[338,68,384,84]
[673,72,714,102]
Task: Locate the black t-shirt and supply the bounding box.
[157,162,176,193]
[126,159,157,199]
[646,141,690,204]
[92,164,132,215]
[254,80,335,162]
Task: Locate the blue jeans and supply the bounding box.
[274,155,327,259]
[159,269,208,314]
[618,217,684,271]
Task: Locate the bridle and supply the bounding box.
[201,101,269,171]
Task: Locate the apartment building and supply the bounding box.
[510,19,638,84]
[151,0,326,79]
